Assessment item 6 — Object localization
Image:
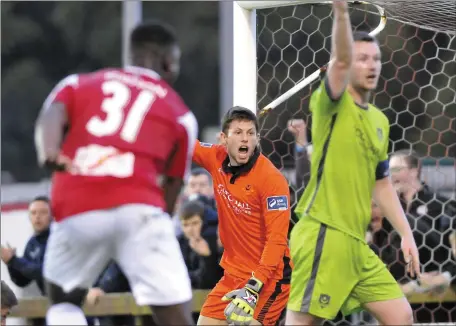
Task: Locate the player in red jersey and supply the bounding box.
[34,21,197,326]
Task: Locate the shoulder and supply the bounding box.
[255,155,288,188]
[369,104,390,127]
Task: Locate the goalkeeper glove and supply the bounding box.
[222,276,263,326]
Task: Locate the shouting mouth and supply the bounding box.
[238,146,249,159]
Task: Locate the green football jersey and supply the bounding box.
[295,80,390,241]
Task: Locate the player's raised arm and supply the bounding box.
[326,0,353,100]
[253,172,291,285]
[164,112,198,215]
[192,140,217,171]
[34,75,78,170]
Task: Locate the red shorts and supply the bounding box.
[200,273,290,325]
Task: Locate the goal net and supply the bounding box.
[254,1,455,324]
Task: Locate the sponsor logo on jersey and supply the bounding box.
[200,142,213,148]
[217,184,252,215]
[267,196,288,211]
[377,128,383,141]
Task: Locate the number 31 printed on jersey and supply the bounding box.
[74,80,156,178]
[86,80,156,143]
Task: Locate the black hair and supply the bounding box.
[130,20,177,53]
[180,200,205,221]
[221,106,259,134]
[32,195,50,204]
[1,281,18,309]
[353,31,378,44]
[190,168,212,181]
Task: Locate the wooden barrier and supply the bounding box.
[10,288,456,318]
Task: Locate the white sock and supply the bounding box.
[46,303,88,325]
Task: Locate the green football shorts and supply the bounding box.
[287,216,404,320]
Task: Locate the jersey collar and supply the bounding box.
[222,148,260,184]
[124,66,161,80]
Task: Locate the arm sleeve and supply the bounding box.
[192,141,219,172]
[295,147,311,193]
[42,74,78,118]
[376,122,391,180]
[7,242,43,286]
[309,79,345,116]
[253,173,291,285]
[165,112,198,180]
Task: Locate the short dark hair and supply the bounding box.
[391,149,422,177]
[179,200,205,221]
[130,20,177,52]
[353,31,378,44]
[221,106,259,134]
[190,168,211,180]
[32,195,50,204]
[1,281,18,309]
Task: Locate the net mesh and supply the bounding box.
[256,2,455,324]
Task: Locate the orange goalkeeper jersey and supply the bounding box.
[193,141,292,286]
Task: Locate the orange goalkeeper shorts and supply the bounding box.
[200,272,290,325]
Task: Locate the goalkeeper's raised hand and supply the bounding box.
[222,277,263,326]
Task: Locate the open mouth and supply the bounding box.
[238,146,249,154]
[367,74,377,81]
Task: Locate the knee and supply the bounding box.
[285,310,323,325]
[46,282,88,306]
[402,304,414,325]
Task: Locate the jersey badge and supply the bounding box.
[200,142,213,148]
[267,196,288,211]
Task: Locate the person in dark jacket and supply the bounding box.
[178,200,223,290]
[87,262,134,326]
[1,196,51,295]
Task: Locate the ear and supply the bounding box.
[219,132,228,146]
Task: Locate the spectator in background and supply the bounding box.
[1,280,18,326]
[86,262,134,326]
[1,196,51,295]
[287,119,311,197]
[390,150,455,273]
[185,168,215,208]
[178,200,223,290]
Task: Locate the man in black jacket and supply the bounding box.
[1,196,51,295]
[178,200,222,290]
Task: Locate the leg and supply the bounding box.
[197,315,228,326]
[43,212,113,326]
[285,310,324,326]
[346,246,413,325]
[286,218,358,323]
[364,298,413,326]
[115,205,194,325]
[255,282,290,326]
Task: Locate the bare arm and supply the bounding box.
[373,177,412,238]
[163,177,184,215]
[326,0,353,99]
[34,102,68,166]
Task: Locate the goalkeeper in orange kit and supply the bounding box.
[193,107,292,325]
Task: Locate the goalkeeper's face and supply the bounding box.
[221,119,259,166]
[351,41,382,91]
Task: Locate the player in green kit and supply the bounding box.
[286,1,421,325]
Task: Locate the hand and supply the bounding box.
[333,0,348,12]
[86,287,105,306]
[401,234,420,279]
[222,277,263,325]
[189,237,211,257]
[44,154,77,173]
[1,244,16,264]
[287,119,307,146]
